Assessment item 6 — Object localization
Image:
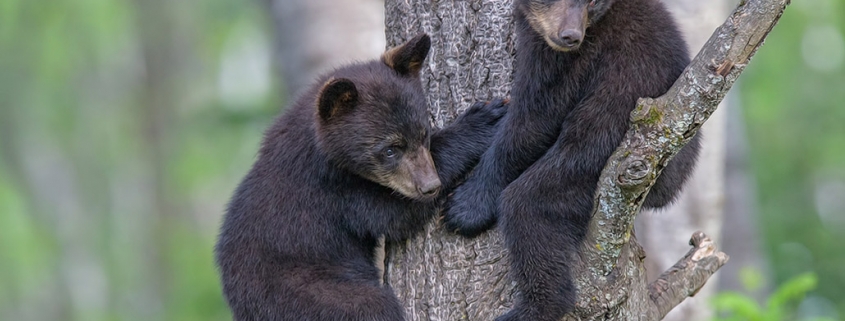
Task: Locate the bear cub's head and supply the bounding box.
[315,34,441,201]
[516,0,616,51]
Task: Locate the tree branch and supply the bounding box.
[649,232,730,319]
[579,0,790,316]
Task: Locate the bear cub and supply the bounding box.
[215,33,507,321]
[444,0,702,320]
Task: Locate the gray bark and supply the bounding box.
[384,2,516,320]
[386,0,790,320]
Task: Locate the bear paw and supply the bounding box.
[443,176,499,237]
[459,97,508,130]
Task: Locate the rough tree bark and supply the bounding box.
[385,2,516,320]
[385,0,790,320]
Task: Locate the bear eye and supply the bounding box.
[384,148,397,158]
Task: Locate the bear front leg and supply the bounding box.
[430,98,508,188]
[443,103,562,237]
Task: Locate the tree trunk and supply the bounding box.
[385,0,789,320]
[384,2,516,319]
[716,96,771,300]
[262,0,385,97]
[132,0,188,317]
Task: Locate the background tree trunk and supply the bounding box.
[717,97,770,299]
[131,0,192,318]
[261,0,386,98]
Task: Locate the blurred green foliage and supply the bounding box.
[0,0,843,320]
[741,0,845,319]
[712,273,835,321]
[0,0,278,320]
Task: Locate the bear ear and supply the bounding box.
[317,78,359,122]
[381,33,431,77]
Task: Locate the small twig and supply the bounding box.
[648,232,730,319]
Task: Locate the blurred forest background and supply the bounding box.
[0,0,843,320]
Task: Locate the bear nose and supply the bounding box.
[418,178,442,197]
[558,29,583,48]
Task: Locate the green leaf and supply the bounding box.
[766,273,818,311]
[712,292,763,320]
[739,266,766,292]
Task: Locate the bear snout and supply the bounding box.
[410,147,441,199]
[556,29,583,49]
[416,175,442,198]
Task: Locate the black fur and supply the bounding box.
[443,0,701,320]
[215,34,507,321]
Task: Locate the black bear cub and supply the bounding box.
[445,0,701,320]
[215,34,506,321]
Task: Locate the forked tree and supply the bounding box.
[384,0,790,320]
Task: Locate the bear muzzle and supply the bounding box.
[389,146,441,200]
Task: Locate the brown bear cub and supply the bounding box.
[215,34,507,321]
[444,0,702,320]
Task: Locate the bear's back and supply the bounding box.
[591,0,689,98]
